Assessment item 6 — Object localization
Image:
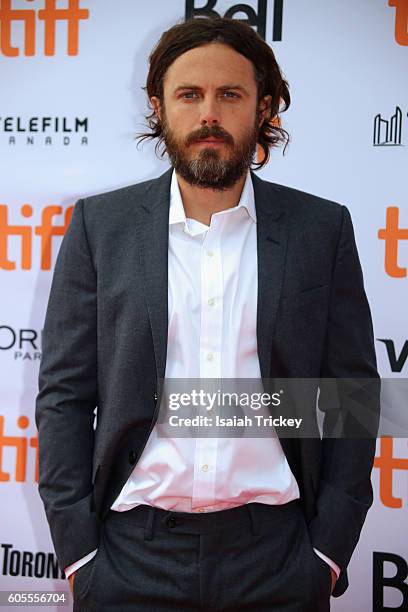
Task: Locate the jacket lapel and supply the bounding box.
[137,168,173,386]
[251,172,296,468]
[251,171,288,380]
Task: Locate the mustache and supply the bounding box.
[186,125,234,146]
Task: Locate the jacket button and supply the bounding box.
[166,516,177,528]
[129,450,137,465]
[154,392,158,403]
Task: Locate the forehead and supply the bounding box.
[163,42,257,90]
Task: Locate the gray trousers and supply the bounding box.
[73,499,332,611]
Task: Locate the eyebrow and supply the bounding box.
[173,84,250,96]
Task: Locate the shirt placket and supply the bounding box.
[191,219,223,511]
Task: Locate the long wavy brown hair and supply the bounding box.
[136,17,290,169]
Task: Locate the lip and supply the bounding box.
[194,139,225,146]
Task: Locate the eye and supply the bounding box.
[222,91,240,98]
[180,92,199,99]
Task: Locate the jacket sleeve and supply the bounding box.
[309,205,380,589]
[35,198,101,571]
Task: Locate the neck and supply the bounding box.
[175,171,248,226]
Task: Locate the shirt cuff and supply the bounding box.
[64,548,98,579]
[313,548,341,579]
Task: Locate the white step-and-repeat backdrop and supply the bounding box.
[0,1,407,610]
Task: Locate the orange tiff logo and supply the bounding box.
[0,203,73,270]
[373,437,408,508]
[389,0,408,46]
[0,415,38,483]
[378,207,408,278]
[0,0,89,57]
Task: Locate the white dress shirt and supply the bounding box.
[65,169,340,581]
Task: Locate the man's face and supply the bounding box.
[150,42,271,190]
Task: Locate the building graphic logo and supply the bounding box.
[0,0,89,57]
[373,106,403,146]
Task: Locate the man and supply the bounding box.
[36,16,379,611]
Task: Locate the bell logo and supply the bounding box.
[185,0,284,41]
[0,0,89,57]
[378,207,408,278]
[389,0,408,46]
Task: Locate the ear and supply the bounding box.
[150,96,162,122]
[258,94,272,127]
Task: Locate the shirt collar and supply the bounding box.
[169,168,257,227]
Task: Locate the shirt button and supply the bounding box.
[206,353,214,361]
[202,464,209,472]
[207,298,215,306]
[206,250,214,257]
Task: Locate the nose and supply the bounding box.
[199,97,221,126]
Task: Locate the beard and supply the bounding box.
[160,110,259,191]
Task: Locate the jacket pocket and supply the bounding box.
[279,284,329,310]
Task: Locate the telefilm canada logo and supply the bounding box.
[185,0,284,41]
[0,115,89,147]
[0,1,89,146]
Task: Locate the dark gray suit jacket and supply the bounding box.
[35,167,379,598]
